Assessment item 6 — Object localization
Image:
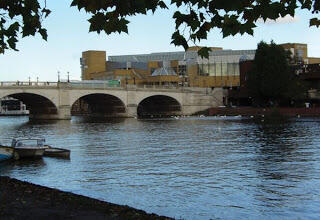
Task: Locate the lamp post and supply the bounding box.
[57,71,60,83]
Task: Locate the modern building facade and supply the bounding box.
[80,47,255,88]
[80,43,319,89]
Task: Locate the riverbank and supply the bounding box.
[209,107,320,117]
[0,176,172,219]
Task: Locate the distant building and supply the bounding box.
[80,47,255,88]
[280,43,320,64]
[80,43,320,89]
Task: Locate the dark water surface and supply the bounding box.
[0,116,320,219]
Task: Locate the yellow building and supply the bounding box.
[81,47,255,88]
[280,43,320,64]
[81,51,107,80]
[81,43,320,88]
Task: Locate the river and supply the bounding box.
[0,116,320,219]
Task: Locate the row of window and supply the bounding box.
[198,63,240,76]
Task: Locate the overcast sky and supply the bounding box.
[0,2,319,81]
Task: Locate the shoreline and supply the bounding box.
[208,106,320,117]
[0,176,172,219]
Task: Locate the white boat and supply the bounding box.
[0,97,29,116]
[11,138,47,160]
[0,145,14,161]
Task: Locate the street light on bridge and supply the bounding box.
[57,71,60,83]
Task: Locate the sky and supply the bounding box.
[0,2,319,82]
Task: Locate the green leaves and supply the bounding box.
[310,17,320,27]
[171,31,188,50]
[71,0,165,36]
[88,13,129,34]
[0,0,319,56]
[198,47,211,58]
[39,28,48,41]
[247,41,305,105]
[0,0,50,53]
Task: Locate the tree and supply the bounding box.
[1,0,320,56]
[0,0,51,53]
[247,41,307,106]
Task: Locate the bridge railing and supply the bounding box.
[0,81,58,87]
[0,81,212,94]
[69,81,120,89]
[132,84,212,93]
[0,81,120,88]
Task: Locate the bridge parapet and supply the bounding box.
[0,81,58,87]
[0,81,213,94]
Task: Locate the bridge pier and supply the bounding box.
[126,104,138,118]
[29,105,71,120]
[57,105,72,120]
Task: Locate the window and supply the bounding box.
[222,63,228,76]
[209,64,216,76]
[216,63,222,76]
[178,65,186,76]
[198,64,209,76]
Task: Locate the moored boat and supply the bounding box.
[44,146,70,158]
[0,145,13,161]
[12,138,47,160]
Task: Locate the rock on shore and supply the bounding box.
[0,176,172,220]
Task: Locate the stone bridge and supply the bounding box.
[0,81,224,120]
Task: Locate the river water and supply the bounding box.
[0,116,320,219]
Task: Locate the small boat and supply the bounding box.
[0,145,14,161]
[11,138,47,160]
[44,145,70,158]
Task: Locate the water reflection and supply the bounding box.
[72,116,127,124]
[0,158,47,176]
[247,119,318,216]
[0,116,320,219]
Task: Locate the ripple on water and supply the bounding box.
[0,116,320,219]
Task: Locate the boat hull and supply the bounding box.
[44,146,70,158]
[0,146,14,161]
[14,148,45,159]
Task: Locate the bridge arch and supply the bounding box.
[137,95,182,117]
[0,92,58,117]
[71,93,127,117]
